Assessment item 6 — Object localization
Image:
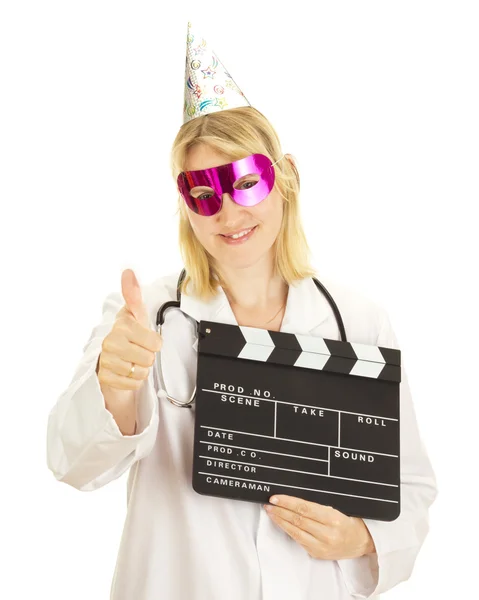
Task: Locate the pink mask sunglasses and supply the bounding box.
[177,153,285,216]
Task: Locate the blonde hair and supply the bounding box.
[169,106,316,300]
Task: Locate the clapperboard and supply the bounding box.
[192,320,401,521]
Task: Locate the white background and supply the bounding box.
[1,1,478,598]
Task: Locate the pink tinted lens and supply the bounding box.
[177,154,275,216]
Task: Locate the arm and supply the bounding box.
[336,310,438,597]
[46,291,159,491]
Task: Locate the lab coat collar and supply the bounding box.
[179,275,332,334]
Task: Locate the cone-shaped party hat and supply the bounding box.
[183,22,251,124]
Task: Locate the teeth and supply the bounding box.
[228,227,253,239]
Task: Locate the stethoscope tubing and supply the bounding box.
[155,269,346,408]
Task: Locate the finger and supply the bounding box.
[121,269,150,328]
[264,504,329,540]
[98,367,144,391]
[102,336,156,369]
[268,495,342,526]
[100,351,150,380]
[267,511,318,548]
[116,313,162,353]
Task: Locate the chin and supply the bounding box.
[209,251,256,269]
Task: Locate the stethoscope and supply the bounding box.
[155,268,347,408]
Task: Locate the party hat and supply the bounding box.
[183,22,251,124]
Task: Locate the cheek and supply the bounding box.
[257,191,283,228]
[188,213,212,239]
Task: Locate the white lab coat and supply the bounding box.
[46,270,438,600]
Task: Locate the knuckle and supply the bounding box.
[331,518,341,528]
[297,502,309,517]
[99,353,111,371]
[101,336,113,353]
[292,513,303,528]
[291,527,303,542]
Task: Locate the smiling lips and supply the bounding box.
[222,226,255,238]
[220,226,257,243]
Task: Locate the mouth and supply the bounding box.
[219,225,258,244]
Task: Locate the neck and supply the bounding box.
[213,255,288,311]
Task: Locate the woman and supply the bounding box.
[46,25,437,600]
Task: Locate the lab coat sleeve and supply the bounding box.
[46,290,159,492]
[336,310,438,598]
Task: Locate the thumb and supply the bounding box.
[121,269,150,328]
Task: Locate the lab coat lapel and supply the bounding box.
[179,275,332,334]
[280,277,332,334]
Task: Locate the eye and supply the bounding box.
[233,175,260,190]
[190,187,214,201]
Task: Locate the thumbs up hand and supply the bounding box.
[96,269,162,435]
[97,269,162,393]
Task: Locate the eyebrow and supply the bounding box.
[183,158,247,172]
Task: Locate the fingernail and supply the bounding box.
[270,496,279,505]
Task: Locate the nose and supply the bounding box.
[217,192,243,224]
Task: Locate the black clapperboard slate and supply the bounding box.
[192,320,401,521]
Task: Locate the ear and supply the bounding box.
[285,153,300,187]
[285,153,297,169]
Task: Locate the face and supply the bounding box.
[181,144,285,271]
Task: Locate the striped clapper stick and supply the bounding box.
[192,320,401,521]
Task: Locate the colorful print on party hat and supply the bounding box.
[183,21,251,124]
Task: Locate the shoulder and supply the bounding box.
[316,275,392,347]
